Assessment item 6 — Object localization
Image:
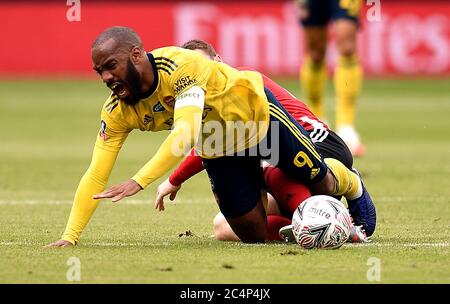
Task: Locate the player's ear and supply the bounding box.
[214,54,223,63]
[130,46,143,64]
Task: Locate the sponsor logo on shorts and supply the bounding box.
[310,168,320,179]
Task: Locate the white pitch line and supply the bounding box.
[403,243,450,247]
[0,199,211,205]
[0,200,73,205]
[0,241,170,247]
[343,242,449,248]
[0,241,33,246]
[2,196,446,206]
[0,241,448,248]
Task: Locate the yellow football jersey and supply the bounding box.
[98,46,269,157]
[61,46,270,245]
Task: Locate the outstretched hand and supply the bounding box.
[155,178,181,211]
[93,179,143,202]
[45,239,73,248]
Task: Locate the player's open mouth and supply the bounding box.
[110,82,128,98]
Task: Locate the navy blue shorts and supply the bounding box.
[300,0,361,27]
[313,130,353,170]
[202,87,327,218]
[264,87,328,185]
[202,156,264,218]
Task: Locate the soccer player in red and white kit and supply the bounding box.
[155,40,373,243]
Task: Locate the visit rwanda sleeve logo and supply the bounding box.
[174,76,198,95]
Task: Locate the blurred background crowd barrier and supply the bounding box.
[0,0,448,77]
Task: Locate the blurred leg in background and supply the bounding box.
[297,0,365,157]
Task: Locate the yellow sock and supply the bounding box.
[334,54,362,128]
[324,158,362,200]
[300,56,327,119]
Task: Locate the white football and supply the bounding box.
[292,195,352,249]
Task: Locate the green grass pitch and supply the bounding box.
[0,77,449,283]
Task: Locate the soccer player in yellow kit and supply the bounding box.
[297,0,365,156]
[46,26,375,247]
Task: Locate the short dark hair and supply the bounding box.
[181,39,217,58]
[92,26,142,51]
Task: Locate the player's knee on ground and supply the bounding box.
[225,202,267,243]
[202,156,266,242]
[312,170,336,196]
[212,213,239,241]
[266,193,281,216]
